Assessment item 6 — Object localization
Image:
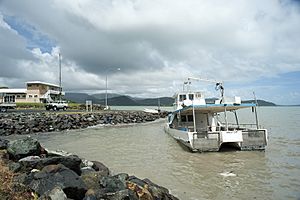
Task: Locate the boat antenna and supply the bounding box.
[183,80,191,92]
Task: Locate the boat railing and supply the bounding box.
[228,123,263,129]
[208,123,262,132]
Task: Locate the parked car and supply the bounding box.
[45,101,68,111]
[0,102,16,112]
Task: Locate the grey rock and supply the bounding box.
[106,189,139,200]
[81,166,96,175]
[91,161,110,176]
[100,173,128,193]
[7,137,42,160]
[39,186,67,200]
[19,155,41,162]
[16,155,82,175]
[81,171,108,190]
[8,162,22,172]
[83,188,109,200]
[28,164,87,200]
[0,111,167,135]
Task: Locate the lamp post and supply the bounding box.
[105,68,120,110]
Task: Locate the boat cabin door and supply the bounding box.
[195,113,208,132]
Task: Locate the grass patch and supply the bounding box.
[16,102,83,110]
[68,103,82,110]
[16,102,44,109]
[0,152,33,200]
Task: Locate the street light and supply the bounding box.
[105,67,120,110]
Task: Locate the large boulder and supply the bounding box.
[7,137,42,160]
[13,155,82,175]
[40,155,82,175]
[27,164,87,200]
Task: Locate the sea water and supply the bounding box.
[6,107,300,200]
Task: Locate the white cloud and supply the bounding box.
[0,0,300,104]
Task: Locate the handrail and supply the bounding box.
[208,123,261,131]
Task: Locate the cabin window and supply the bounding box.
[189,94,194,100]
[196,93,202,98]
[179,94,186,101]
[187,115,194,122]
[181,115,187,122]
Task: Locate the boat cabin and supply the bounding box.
[174,92,206,110]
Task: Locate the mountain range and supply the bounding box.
[65,92,277,106]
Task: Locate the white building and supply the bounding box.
[0,81,65,103]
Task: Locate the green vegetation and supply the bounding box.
[68,102,83,110]
[16,102,44,109]
[16,102,85,110]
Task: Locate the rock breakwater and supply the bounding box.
[0,137,179,199]
[0,111,168,136]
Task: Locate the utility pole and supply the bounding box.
[253,91,259,129]
[59,53,62,101]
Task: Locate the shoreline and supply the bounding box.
[0,110,169,136]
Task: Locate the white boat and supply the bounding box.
[143,108,159,114]
[143,98,161,114]
[164,77,268,152]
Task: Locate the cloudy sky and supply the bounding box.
[0,0,299,105]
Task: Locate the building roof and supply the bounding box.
[0,88,27,94]
[26,81,60,88]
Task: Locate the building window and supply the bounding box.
[29,95,33,98]
[16,95,21,98]
[34,95,38,98]
[4,95,15,103]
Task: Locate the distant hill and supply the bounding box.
[65,93,100,103]
[136,97,173,106]
[98,96,139,106]
[65,92,276,106]
[65,92,173,106]
[91,93,122,100]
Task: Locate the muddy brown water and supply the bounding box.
[4,107,300,200]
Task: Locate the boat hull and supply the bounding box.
[164,124,267,152]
